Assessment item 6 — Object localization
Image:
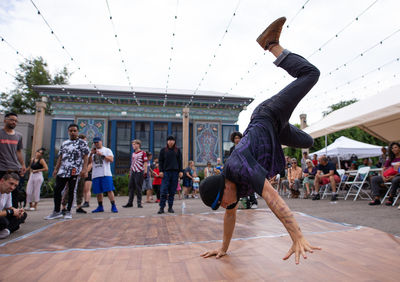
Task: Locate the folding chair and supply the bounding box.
[321,169,345,199]
[381,181,400,206]
[344,167,372,201]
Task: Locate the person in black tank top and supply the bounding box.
[26,148,48,211]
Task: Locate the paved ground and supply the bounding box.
[2,195,399,244]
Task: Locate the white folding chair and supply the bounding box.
[381,181,400,206]
[321,169,346,199]
[344,167,372,201]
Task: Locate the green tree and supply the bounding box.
[1,57,70,114]
[322,99,358,117]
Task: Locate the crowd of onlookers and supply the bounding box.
[1,112,399,240]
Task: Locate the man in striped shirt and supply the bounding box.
[123,139,148,208]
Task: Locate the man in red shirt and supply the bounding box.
[123,139,147,208]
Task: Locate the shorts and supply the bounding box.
[142,179,152,190]
[193,184,199,190]
[320,175,341,185]
[92,176,115,194]
[183,179,192,187]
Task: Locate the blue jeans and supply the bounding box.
[159,171,179,209]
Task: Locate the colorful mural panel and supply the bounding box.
[77,118,106,148]
[194,122,220,165]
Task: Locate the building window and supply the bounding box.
[135,122,150,153]
[153,122,168,159]
[171,123,182,149]
[115,121,131,175]
[222,125,236,162]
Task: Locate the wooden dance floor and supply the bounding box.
[0,209,399,281]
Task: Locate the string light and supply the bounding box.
[187,0,242,107]
[323,28,400,78]
[0,35,26,59]
[286,0,311,29]
[30,0,114,105]
[104,0,138,106]
[307,0,379,58]
[165,0,180,101]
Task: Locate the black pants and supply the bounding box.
[54,176,78,212]
[128,172,144,205]
[251,50,320,148]
[0,213,27,233]
[153,185,161,200]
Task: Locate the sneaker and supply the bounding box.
[312,194,320,201]
[138,204,143,208]
[157,209,164,214]
[76,207,87,214]
[111,204,118,213]
[369,199,381,206]
[331,194,338,202]
[168,207,174,213]
[64,211,72,219]
[251,204,258,209]
[82,202,90,208]
[0,229,10,239]
[92,206,104,213]
[385,197,394,206]
[29,207,35,211]
[155,199,160,203]
[122,203,133,208]
[44,211,63,220]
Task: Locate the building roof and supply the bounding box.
[33,84,253,104]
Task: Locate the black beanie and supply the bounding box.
[199,174,225,210]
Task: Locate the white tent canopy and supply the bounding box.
[304,85,400,143]
[311,136,383,160]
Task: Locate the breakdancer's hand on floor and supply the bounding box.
[283,235,321,264]
[200,249,227,259]
[261,179,322,264]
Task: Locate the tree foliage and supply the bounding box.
[284,99,387,161]
[1,57,70,114]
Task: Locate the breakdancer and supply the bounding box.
[200,17,321,264]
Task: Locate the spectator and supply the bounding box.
[282,158,303,198]
[350,161,358,171]
[45,124,89,220]
[90,137,118,213]
[0,113,26,208]
[0,173,27,239]
[157,135,183,214]
[312,154,318,166]
[312,156,341,201]
[229,131,243,156]
[143,152,154,203]
[123,139,147,208]
[214,158,224,175]
[152,161,162,203]
[369,142,400,206]
[82,160,92,208]
[60,134,89,214]
[377,147,388,168]
[183,160,194,199]
[26,148,48,211]
[300,151,310,171]
[204,162,214,178]
[302,159,317,199]
[192,172,200,198]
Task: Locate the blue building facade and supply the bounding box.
[33,85,253,175]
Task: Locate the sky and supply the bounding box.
[0,0,399,132]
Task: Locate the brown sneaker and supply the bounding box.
[256,16,286,50]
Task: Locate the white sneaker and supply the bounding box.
[251,204,258,209]
[44,211,63,220]
[0,229,10,239]
[64,211,72,219]
[29,207,36,211]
